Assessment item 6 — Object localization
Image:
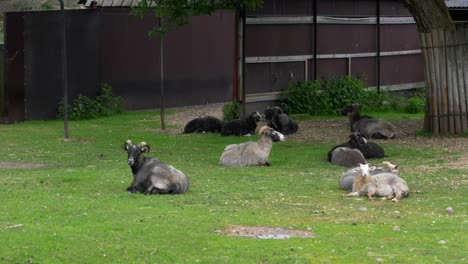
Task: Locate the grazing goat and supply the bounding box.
[221,112,262,136]
[220,126,285,167]
[263,107,299,135]
[183,116,223,133]
[342,163,409,202]
[338,104,397,139]
[122,140,189,194]
[339,161,399,190]
[330,147,366,167]
[327,132,385,161]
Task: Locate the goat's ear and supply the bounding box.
[122,143,129,151]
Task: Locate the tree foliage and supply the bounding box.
[132,0,263,35]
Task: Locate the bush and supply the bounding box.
[281,76,369,115]
[405,95,425,113]
[58,83,124,120]
[223,100,240,121]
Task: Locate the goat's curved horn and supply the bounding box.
[137,142,151,153]
[122,139,133,150]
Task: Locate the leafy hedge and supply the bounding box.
[281,76,425,115]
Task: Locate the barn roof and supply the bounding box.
[445,0,468,8]
[77,0,148,7]
[79,0,468,9]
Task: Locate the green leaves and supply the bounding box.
[132,0,264,36]
[57,83,124,120]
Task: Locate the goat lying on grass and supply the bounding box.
[327,132,385,161]
[123,140,189,194]
[338,104,397,139]
[264,107,299,135]
[221,112,262,136]
[342,162,409,202]
[339,161,398,190]
[330,147,367,167]
[183,116,223,133]
[220,126,285,167]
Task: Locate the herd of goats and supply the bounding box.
[122,104,409,202]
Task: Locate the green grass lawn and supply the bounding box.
[0,111,466,263]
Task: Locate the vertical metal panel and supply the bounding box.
[99,9,235,110]
[380,54,424,86]
[317,25,376,54]
[351,57,376,86]
[271,61,305,91]
[245,63,271,93]
[5,12,25,122]
[23,10,100,120]
[380,24,421,52]
[246,24,313,57]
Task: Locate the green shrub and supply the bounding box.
[58,83,124,120]
[405,95,425,113]
[281,80,327,115]
[281,76,369,115]
[222,100,240,121]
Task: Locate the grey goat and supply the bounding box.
[338,104,397,139]
[342,163,409,202]
[339,161,399,190]
[220,126,285,167]
[330,147,366,167]
[123,140,189,194]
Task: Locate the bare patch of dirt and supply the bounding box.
[221,225,314,239]
[0,162,45,168]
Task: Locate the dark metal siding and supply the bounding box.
[5,9,235,121]
[5,12,25,122]
[246,24,313,56]
[23,10,100,120]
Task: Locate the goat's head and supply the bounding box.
[337,104,361,116]
[258,126,285,142]
[250,111,262,122]
[382,161,399,174]
[358,163,370,177]
[263,106,283,121]
[122,140,150,166]
[348,132,367,146]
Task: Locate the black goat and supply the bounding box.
[327,132,385,161]
[264,107,299,135]
[338,104,396,139]
[183,116,223,133]
[122,140,189,194]
[221,112,262,136]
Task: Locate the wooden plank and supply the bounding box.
[246,16,416,25]
[461,24,468,132]
[428,31,440,134]
[420,34,431,132]
[438,29,448,134]
[447,29,459,133]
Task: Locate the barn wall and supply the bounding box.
[4,9,235,121]
[244,0,424,113]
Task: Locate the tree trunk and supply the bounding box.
[402,0,468,135]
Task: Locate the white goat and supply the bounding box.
[342,163,409,202]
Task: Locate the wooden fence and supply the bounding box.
[421,23,468,135]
